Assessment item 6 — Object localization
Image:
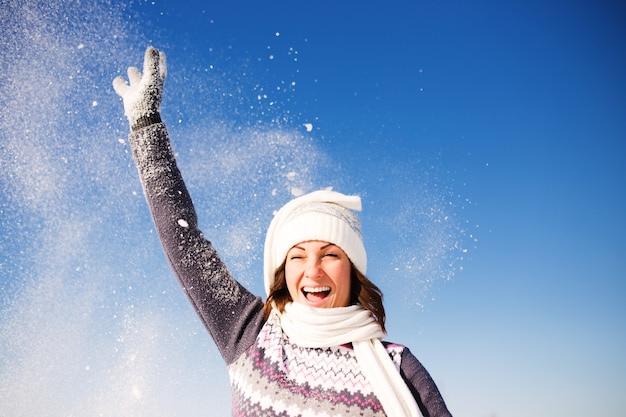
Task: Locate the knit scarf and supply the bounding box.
[278,302,423,417]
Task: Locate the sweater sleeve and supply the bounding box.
[127,122,265,365]
[400,348,453,417]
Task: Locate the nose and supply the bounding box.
[304,257,323,279]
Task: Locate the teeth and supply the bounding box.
[303,286,330,293]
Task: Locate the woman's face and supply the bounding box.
[284,240,352,308]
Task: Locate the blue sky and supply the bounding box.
[1,1,625,416]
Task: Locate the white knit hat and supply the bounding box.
[263,190,367,296]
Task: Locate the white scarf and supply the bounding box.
[278,302,423,417]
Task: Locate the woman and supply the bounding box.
[113,46,453,417]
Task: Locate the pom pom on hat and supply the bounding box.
[263,190,367,296]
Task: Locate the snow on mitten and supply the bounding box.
[113,46,167,131]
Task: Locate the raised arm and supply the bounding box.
[113,47,264,364]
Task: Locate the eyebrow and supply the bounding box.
[291,243,336,251]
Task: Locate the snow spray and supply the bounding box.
[0,2,472,416]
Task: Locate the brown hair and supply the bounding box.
[263,262,386,332]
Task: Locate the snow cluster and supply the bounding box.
[0,1,228,416]
[0,1,472,416]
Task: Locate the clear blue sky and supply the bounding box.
[1,1,624,416]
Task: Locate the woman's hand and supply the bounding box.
[113,46,167,131]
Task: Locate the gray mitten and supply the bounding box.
[113,46,167,131]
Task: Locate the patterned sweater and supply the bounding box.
[128,123,453,417]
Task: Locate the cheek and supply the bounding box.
[332,264,353,305]
[284,265,299,299]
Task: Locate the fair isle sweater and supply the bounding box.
[128,122,453,417]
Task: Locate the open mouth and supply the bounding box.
[302,286,331,301]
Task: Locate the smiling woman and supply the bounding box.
[285,241,353,308]
[114,46,452,417]
[264,240,388,332]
